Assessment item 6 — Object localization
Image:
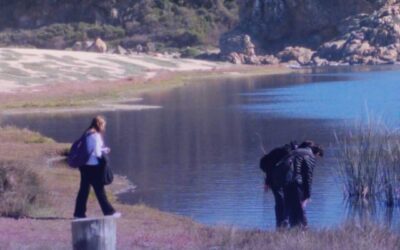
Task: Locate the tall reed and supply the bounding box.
[334,120,400,206]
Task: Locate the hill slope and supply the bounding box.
[0,0,240,50]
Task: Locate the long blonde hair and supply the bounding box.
[87,115,106,133]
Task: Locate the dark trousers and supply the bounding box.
[73,165,115,217]
[272,187,288,228]
[284,183,307,228]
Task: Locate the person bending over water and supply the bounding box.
[260,140,323,228]
[283,141,323,228]
[260,141,298,228]
[73,115,120,219]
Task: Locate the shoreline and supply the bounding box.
[1,49,399,249]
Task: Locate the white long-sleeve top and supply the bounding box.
[86,132,105,166]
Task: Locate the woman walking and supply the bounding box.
[73,115,120,218]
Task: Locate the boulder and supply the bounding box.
[358,41,374,56]
[115,45,127,55]
[220,33,260,64]
[316,40,346,61]
[277,46,314,65]
[259,55,280,65]
[88,38,107,53]
[72,41,83,51]
[226,52,243,64]
[342,39,363,55]
[378,47,398,63]
[312,56,329,66]
[243,35,256,56]
[84,41,94,50]
[244,55,260,65]
[362,56,384,65]
[220,33,257,57]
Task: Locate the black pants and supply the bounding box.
[73,165,115,217]
[284,183,307,228]
[272,187,288,228]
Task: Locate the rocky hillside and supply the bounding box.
[239,0,393,50]
[0,0,240,51]
[221,0,400,66]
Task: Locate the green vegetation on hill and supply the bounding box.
[0,0,240,51]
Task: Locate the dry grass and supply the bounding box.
[0,160,44,217]
[0,127,60,218]
[199,222,399,250]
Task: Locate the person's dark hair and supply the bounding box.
[299,140,324,157]
[88,115,106,132]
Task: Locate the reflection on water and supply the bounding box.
[2,66,400,230]
[344,198,399,229]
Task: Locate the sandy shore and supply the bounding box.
[0,48,223,93]
[0,48,293,114]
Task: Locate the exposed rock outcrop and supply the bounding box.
[277,47,314,65]
[72,38,108,53]
[115,45,128,55]
[220,1,400,66]
[315,4,400,65]
[220,34,259,64]
[241,0,394,49]
[87,38,107,53]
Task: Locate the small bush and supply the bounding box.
[175,30,203,47]
[180,47,202,58]
[24,132,54,144]
[0,160,45,218]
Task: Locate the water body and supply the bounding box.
[2,66,400,230]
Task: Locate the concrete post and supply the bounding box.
[71,216,117,250]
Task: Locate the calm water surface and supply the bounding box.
[2,66,400,229]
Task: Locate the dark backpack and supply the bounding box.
[67,133,90,168]
[259,142,297,188]
[271,151,297,187]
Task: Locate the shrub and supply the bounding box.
[85,24,125,40]
[180,47,202,58]
[175,31,203,47]
[0,160,45,218]
[334,119,400,206]
[0,0,240,49]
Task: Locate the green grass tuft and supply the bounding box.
[334,118,400,206]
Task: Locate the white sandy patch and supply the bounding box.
[1,103,162,116]
[101,54,166,69]
[0,79,23,93]
[144,72,157,80]
[0,48,227,93]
